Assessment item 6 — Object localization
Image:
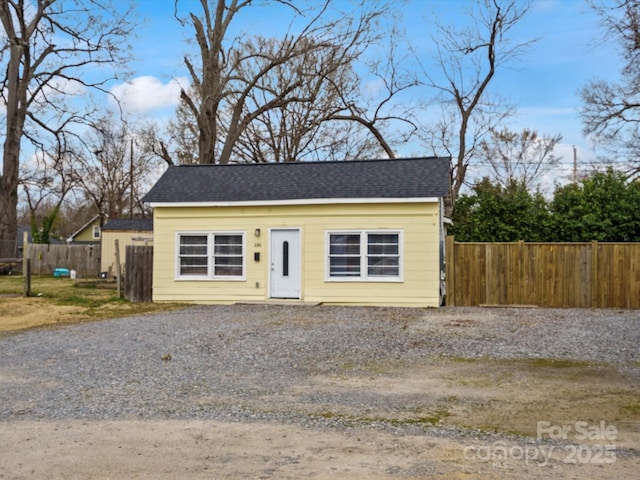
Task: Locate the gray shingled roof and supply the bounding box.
[102,219,153,231]
[143,157,450,204]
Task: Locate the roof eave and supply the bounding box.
[147,197,442,208]
[66,213,102,240]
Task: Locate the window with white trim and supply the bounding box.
[177,232,245,279]
[327,230,401,281]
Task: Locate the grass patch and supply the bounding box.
[53,293,121,308]
[436,357,640,439]
[1,275,114,298]
[0,275,23,295]
[0,275,184,333]
[440,355,482,364]
[623,401,640,415]
[524,358,594,369]
[440,356,598,370]
[313,408,451,428]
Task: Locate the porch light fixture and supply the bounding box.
[254,228,261,237]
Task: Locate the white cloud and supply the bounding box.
[517,107,577,117]
[109,76,189,114]
[532,0,558,13]
[362,78,385,99]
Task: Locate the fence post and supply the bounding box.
[485,243,492,305]
[445,235,455,306]
[591,240,598,308]
[22,231,30,297]
[518,240,525,304]
[115,239,122,299]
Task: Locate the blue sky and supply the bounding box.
[111,0,622,185]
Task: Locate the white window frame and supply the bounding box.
[175,231,246,281]
[325,229,403,282]
[92,225,101,239]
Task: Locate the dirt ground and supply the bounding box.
[0,294,174,333]
[0,296,88,332]
[3,417,638,480]
[1,300,639,479]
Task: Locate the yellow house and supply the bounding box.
[100,219,153,276]
[143,157,450,307]
[66,214,102,243]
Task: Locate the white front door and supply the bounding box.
[270,229,301,299]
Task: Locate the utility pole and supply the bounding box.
[130,138,134,219]
[572,145,577,183]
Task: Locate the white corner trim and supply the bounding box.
[148,197,440,208]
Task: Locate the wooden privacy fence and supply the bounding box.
[28,243,100,277]
[446,237,640,308]
[125,245,153,303]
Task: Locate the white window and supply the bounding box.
[92,225,101,239]
[326,230,402,281]
[177,232,245,280]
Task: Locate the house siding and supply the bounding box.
[100,230,154,275]
[72,218,102,242]
[152,202,441,307]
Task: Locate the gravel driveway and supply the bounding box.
[1,305,638,422]
[1,305,639,479]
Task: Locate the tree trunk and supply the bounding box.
[196,91,219,164]
[0,185,18,258]
[0,39,25,258]
[0,0,134,255]
[0,135,20,257]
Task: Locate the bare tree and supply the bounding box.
[164,94,201,164]
[0,0,135,258]
[71,117,161,221]
[19,148,76,243]
[580,0,640,170]
[214,34,349,163]
[418,0,536,217]
[476,127,562,189]
[324,24,420,159]
[229,33,415,163]
[159,1,418,165]
[161,0,393,166]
